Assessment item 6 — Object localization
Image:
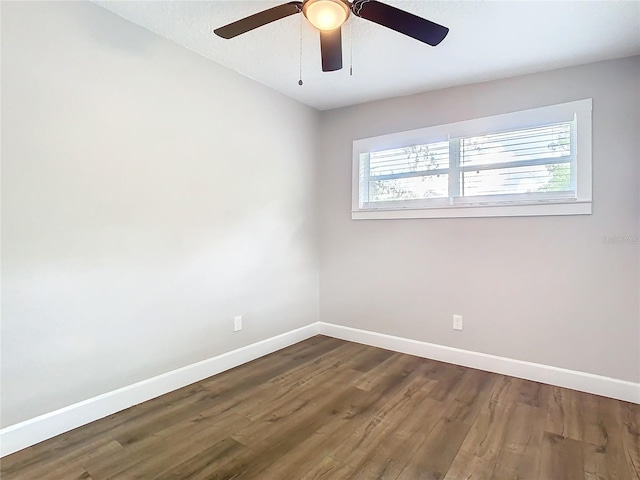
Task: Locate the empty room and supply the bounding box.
[1,0,639,478]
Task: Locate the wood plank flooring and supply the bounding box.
[2,336,639,479]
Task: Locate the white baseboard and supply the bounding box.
[0,323,319,458]
[318,322,640,405]
[3,321,638,458]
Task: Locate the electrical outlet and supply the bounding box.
[234,315,242,332]
[453,315,463,331]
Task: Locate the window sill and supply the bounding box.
[351,200,592,220]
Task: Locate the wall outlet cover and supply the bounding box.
[234,315,242,332]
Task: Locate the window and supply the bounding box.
[352,99,592,219]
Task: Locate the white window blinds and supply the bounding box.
[459,122,574,199]
[359,120,575,209]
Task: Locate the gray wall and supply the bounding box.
[1,1,319,427]
[318,57,640,383]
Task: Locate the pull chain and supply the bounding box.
[349,20,353,76]
[298,15,304,86]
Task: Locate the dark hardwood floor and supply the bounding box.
[2,336,639,479]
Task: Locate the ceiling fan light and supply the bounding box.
[303,0,350,31]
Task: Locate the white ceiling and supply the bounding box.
[96,1,640,110]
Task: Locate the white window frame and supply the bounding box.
[352,99,592,220]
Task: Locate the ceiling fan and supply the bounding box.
[214,0,449,72]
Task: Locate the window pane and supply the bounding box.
[461,162,571,197]
[461,123,572,168]
[369,141,449,178]
[369,174,448,202]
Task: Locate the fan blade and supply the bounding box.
[214,2,302,39]
[351,0,448,46]
[320,29,343,72]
